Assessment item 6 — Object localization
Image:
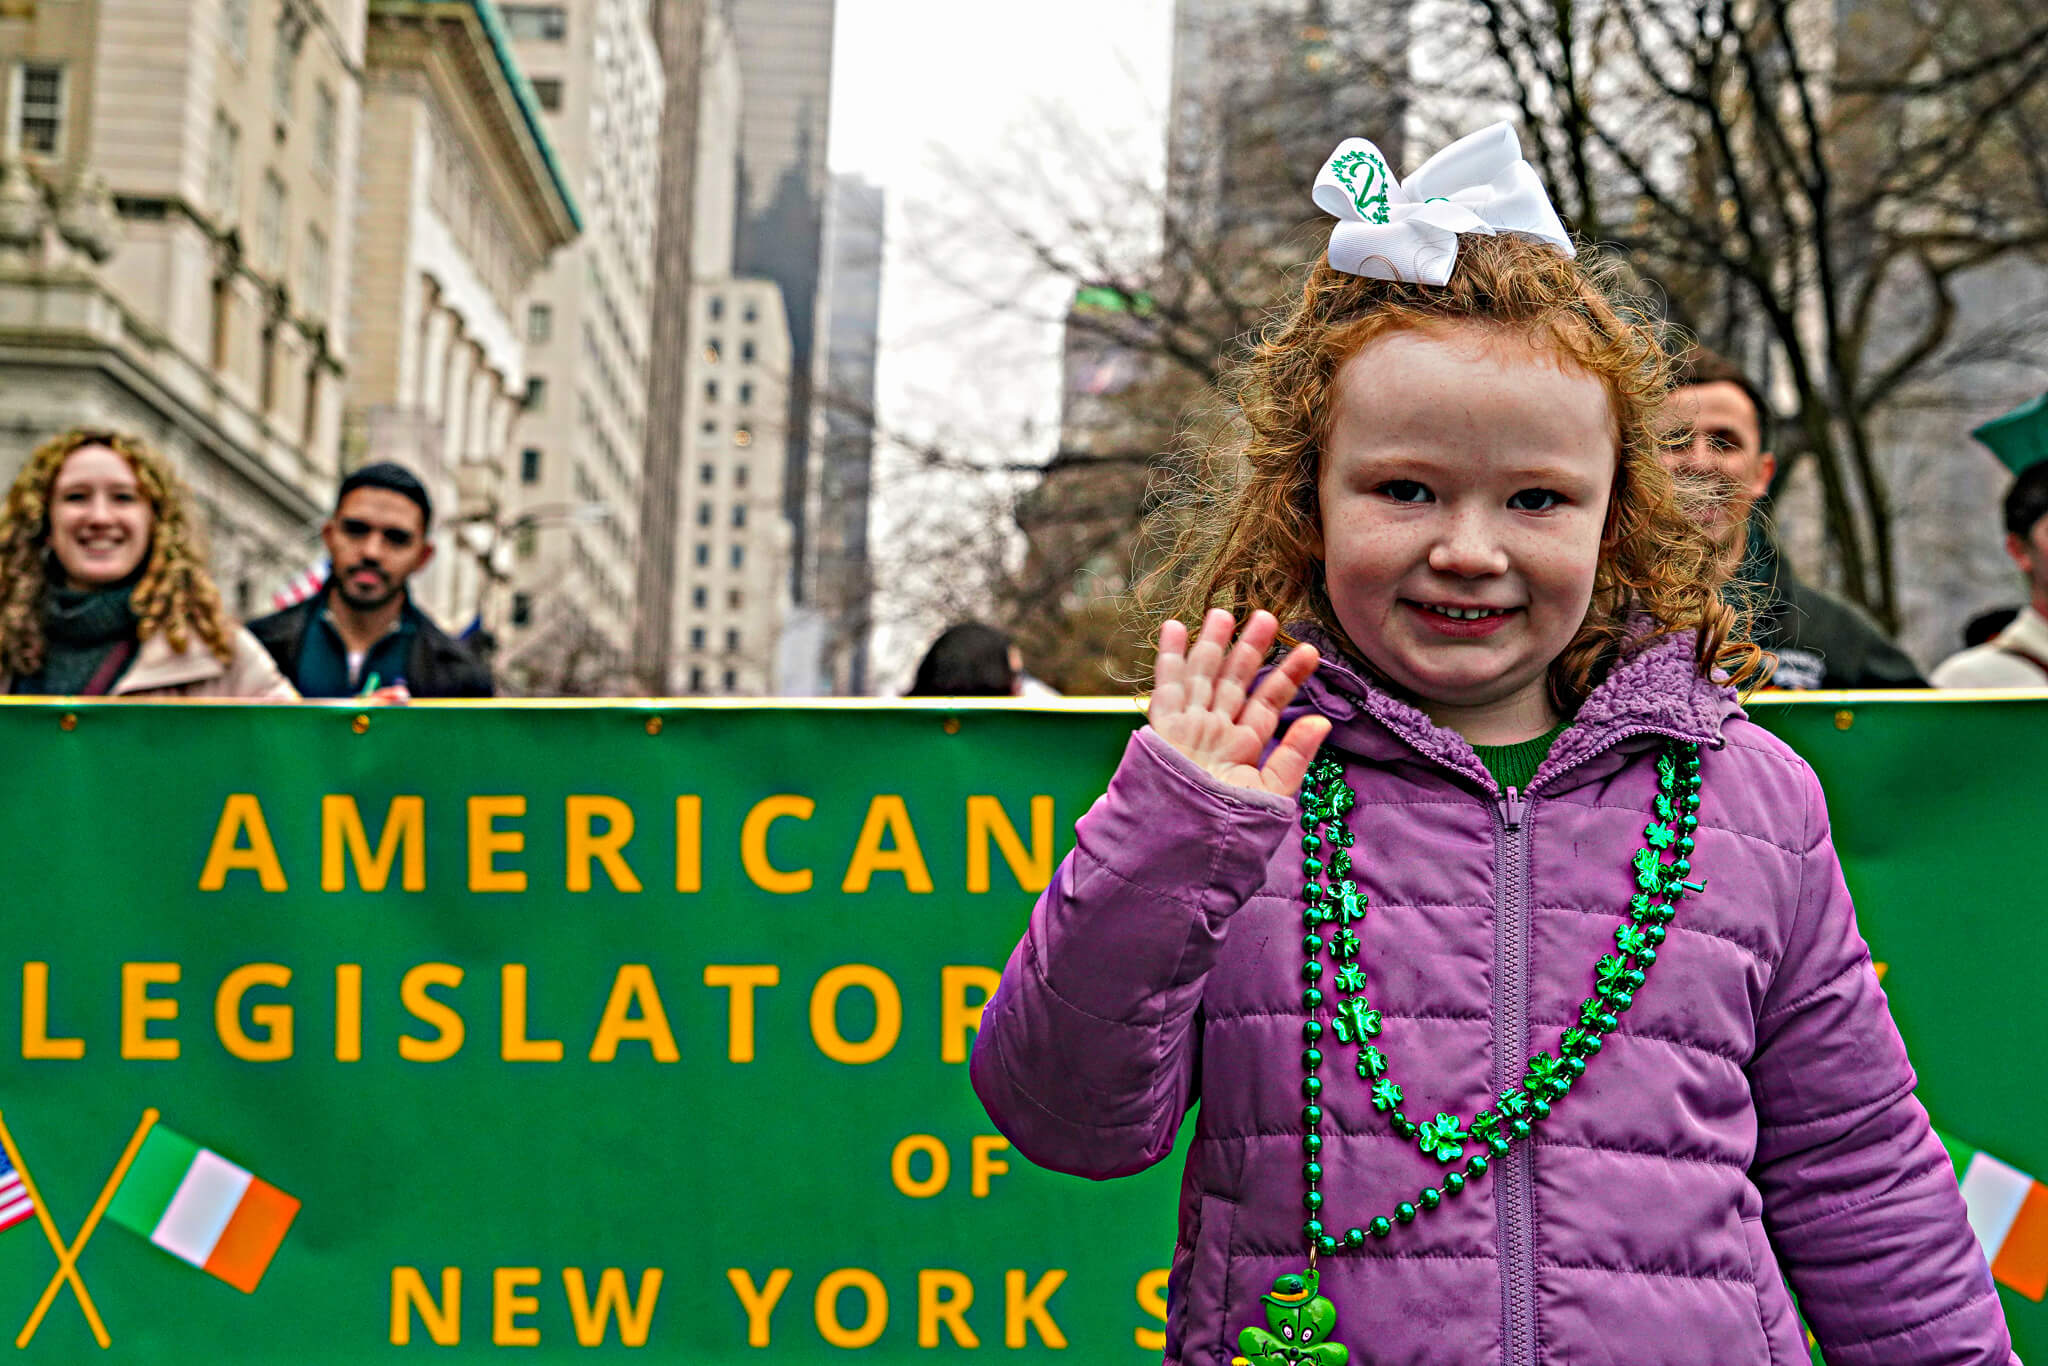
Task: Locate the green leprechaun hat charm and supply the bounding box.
[1232,1269,1349,1365]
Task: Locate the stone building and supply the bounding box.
[495,0,661,694]
[0,0,368,615]
[346,0,578,630]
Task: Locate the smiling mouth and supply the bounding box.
[1413,603,1515,621]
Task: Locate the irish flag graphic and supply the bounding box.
[104,1124,300,1293]
[1943,1130,2048,1301]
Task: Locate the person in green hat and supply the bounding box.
[1661,349,1926,689]
[1931,454,2048,686]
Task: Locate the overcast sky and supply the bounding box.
[827,0,1175,689]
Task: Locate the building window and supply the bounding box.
[723,669,737,691]
[739,382,753,405]
[689,627,705,650]
[511,593,533,627]
[704,380,718,401]
[530,77,563,112]
[520,447,542,484]
[689,665,704,692]
[743,302,758,324]
[708,296,723,321]
[701,419,716,437]
[696,502,711,527]
[207,112,240,219]
[741,340,756,363]
[302,225,329,313]
[10,63,66,157]
[735,465,749,489]
[695,543,709,567]
[312,83,337,177]
[704,339,721,362]
[728,588,742,609]
[524,377,547,411]
[270,26,295,121]
[691,586,707,609]
[734,428,752,448]
[222,0,252,59]
[527,303,552,343]
[502,5,568,40]
[729,545,744,569]
[732,504,747,528]
[517,525,538,558]
[257,171,286,272]
[698,462,714,485]
[725,629,740,652]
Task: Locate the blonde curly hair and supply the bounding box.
[0,428,235,677]
[1157,233,1767,709]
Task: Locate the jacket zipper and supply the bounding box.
[1494,786,1537,1366]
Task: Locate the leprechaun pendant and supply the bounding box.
[1232,1269,1349,1365]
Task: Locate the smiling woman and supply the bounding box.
[0,429,296,699]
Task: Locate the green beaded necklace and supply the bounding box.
[1244,739,1703,1359]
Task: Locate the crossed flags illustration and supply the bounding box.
[0,1108,300,1348]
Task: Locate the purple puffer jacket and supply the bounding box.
[971,630,2017,1366]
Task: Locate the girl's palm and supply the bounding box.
[1150,609,1329,797]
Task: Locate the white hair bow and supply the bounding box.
[1311,123,1575,285]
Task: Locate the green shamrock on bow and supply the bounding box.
[1332,998,1383,1044]
[1356,1046,1388,1079]
[1333,964,1367,994]
[1416,1113,1468,1163]
[1370,1078,1403,1112]
[1523,1052,1571,1097]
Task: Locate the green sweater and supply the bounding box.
[1470,720,1569,793]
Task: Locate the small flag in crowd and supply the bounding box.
[0,1148,35,1233]
[106,1125,299,1293]
[1943,1130,2048,1301]
[270,558,327,610]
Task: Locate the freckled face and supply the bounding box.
[1317,324,1618,734]
[46,445,154,588]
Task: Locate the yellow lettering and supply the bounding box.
[675,796,701,893]
[589,965,679,1062]
[336,964,362,1062]
[399,963,465,1062]
[1134,1268,1169,1352]
[815,1268,887,1349]
[390,1266,461,1345]
[919,1269,978,1348]
[120,962,179,1060]
[966,794,1054,892]
[215,963,293,1061]
[1005,1269,1066,1348]
[500,964,563,1062]
[741,795,813,893]
[198,794,286,892]
[468,796,527,893]
[941,965,1001,1063]
[971,1135,1011,1198]
[891,1135,949,1199]
[493,1266,541,1347]
[841,795,933,893]
[727,1268,791,1348]
[321,795,424,892]
[563,1267,662,1347]
[809,965,901,1064]
[567,795,641,893]
[703,964,779,1062]
[21,963,83,1059]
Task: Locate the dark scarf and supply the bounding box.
[13,573,142,695]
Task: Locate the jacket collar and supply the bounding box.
[111,628,225,694]
[1281,622,1741,794]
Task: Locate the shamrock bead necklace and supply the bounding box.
[1293,739,1705,1258]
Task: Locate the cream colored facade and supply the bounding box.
[677,276,789,695]
[348,0,578,629]
[496,0,660,694]
[0,0,366,615]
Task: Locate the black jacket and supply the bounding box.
[246,591,494,698]
[1738,526,1926,690]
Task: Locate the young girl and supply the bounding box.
[969,126,2016,1366]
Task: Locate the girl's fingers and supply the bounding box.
[1181,608,1235,713]
[1211,611,1277,720]
[1151,619,1189,719]
[1238,642,1321,738]
[1262,715,1332,796]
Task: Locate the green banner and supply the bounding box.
[0,695,2038,1361]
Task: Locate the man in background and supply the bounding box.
[1932,413,2048,687]
[1662,350,1925,689]
[248,463,492,698]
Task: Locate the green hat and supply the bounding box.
[1972,393,2048,476]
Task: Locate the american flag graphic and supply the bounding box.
[0,1148,34,1233]
[271,558,329,611]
